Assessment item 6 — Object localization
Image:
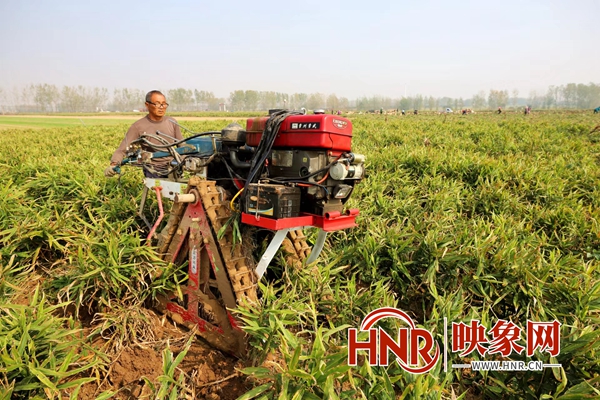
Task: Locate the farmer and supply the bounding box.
[497,107,502,114]
[104,90,183,178]
[594,106,600,114]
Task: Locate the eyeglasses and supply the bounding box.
[147,101,169,108]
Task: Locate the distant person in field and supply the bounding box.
[414,109,418,115]
[401,110,406,115]
[497,107,502,114]
[594,106,600,114]
[104,90,183,179]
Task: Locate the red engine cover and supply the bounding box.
[246,114,352,153]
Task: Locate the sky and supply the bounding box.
[0,0,598,100]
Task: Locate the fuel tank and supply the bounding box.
[245,114,352,155]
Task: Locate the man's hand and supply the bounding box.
[104,165,118,177]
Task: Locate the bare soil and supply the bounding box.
[13,277,254,399]
[78,311,253,399]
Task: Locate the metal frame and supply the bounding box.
[254,228,330,280]
[161,196,245,355]
[241,209,359,231]
[255,228,296,280]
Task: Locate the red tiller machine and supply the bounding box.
[117,109,365,355]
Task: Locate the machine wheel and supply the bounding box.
[281,229,312,269]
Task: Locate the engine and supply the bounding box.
[223,111,365,218]
[120,110,365,219]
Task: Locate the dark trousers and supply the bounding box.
[143,168,168,179]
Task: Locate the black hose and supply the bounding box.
[243,110,303,190]
[168,130,222,144]
[133,131,222,149]
[229,150,251,168]
[130,133,172,147]
[222,159,246,181]
[274,161,335,181]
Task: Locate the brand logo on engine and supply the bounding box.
[290,122,320,130]
[333,119,348,129]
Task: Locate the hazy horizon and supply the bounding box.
[1,0,597,100]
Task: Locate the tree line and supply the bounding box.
[0,82,599,113]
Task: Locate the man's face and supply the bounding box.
[146,93,168,120]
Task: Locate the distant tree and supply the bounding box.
[399,97,411,111]
[427,96,436,111]
[528,90,543,109]
[20,85,35,112]
[260,91,278,110]
[88,87,109,111]
[194,90,217,111]
[290,93,308,110]
[244,90,259,111]
[60,86,84,112]
[511,89,519,107]
[276,92,288,109]
[543,86,559,109]
[380,96,395,109]
[113,88,144,112]
[488,89,499,109]
[211,98,223,111]
[58,86,108,112]
[439,97,453,110]
[488,89,508,109]
[471,91,487,110]
[355,96,368,111]
[9,87,22,111]
[576,83,592,109]
[561,83,577,108]
[590,83,600,108]
[229,90,245,111]
[338,97,350,110]
[10,81,600,115]
[195,90,222,111]
[168,88,194,111]
[307,93,325,110]
[326,94,339,110]
[32,84,59,112]
[413,94,424,110]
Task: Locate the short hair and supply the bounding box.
[145,90,164,103]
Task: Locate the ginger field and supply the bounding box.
[1,112,600,399]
